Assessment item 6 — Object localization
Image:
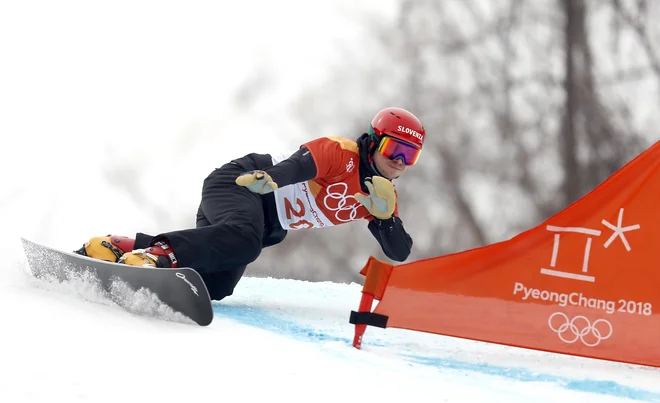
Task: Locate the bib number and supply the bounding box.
[284,197,313,229]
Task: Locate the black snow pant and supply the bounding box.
[134,153,287,301]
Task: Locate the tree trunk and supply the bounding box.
[560,0,582,206]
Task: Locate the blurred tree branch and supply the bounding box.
[611,0,660,80]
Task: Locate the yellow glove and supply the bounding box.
[235,170,279,194]
[354,176,396,220]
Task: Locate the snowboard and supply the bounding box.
[21,238,214,326]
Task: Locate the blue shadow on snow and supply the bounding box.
[213,303,660,402]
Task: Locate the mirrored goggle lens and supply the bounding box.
[377,137,421,166]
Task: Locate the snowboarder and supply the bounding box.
[75,107,425,301]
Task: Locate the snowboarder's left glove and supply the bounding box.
[235,170,279,194]
[74,235,136,263]
[354,176,396,220]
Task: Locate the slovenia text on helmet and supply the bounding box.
[368,107,425,165]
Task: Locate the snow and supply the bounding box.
[1,253,659,403]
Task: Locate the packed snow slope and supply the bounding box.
[1,248,659,403]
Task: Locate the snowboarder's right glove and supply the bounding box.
[74,235,136,263]
[354,176,396,220]
[235,170,279,194]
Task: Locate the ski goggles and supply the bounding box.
[377,136,422,166]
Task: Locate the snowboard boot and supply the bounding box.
[74,235,136,263]
[118,240,178,268]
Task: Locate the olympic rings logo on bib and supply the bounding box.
[323,183,361,222]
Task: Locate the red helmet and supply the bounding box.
[369,107,425,149]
